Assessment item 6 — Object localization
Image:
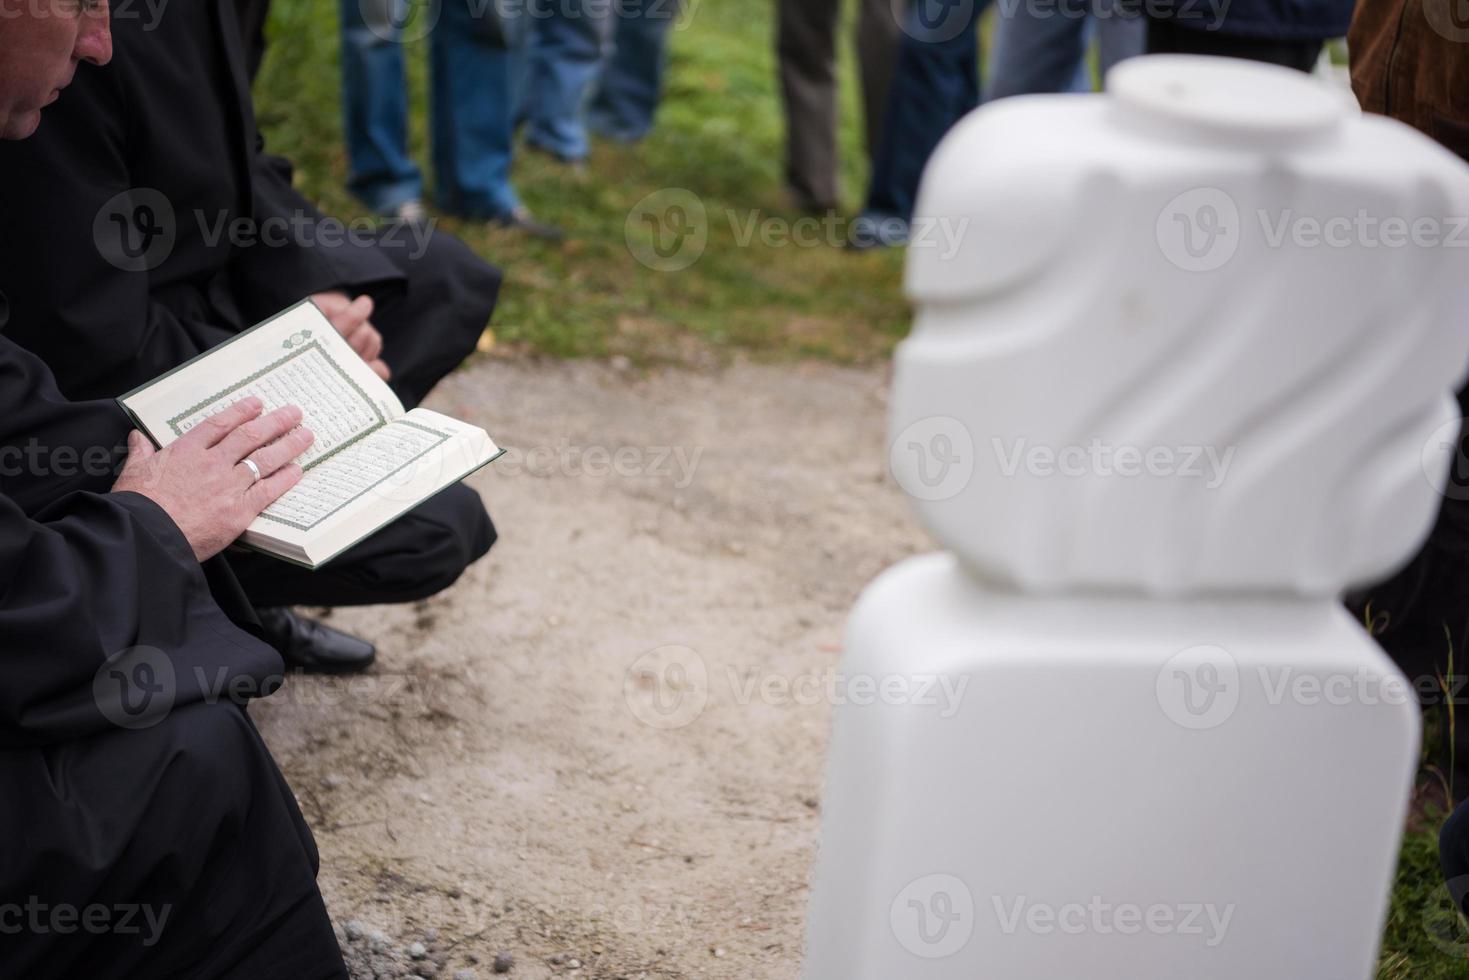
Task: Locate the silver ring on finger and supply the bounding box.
[241,458,262,485]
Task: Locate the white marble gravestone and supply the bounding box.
[804,56,1469,979]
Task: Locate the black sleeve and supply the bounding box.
[0,323,281,746]
[0,62,234,401]
[0,488,284,748]
[228,150,407,327]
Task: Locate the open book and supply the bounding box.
[119,300,503,569]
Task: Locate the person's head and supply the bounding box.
[0,0,111,140]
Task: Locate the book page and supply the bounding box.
[258,417,453,532]
[120,301,404,454]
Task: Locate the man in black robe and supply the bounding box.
[0,6,348,972]
[0,0,501,673]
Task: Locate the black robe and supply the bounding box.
[0,293,347,978]
[0,0,502,410]
[0,0,499,610]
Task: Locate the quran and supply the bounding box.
[119,299,503,569]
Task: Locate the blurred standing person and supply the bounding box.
[987,0,1144,98]
[1145,0,1353,69]
[339,0,561,236]
[520,0,613,165]
[849,0,987,249]
[777,0,903,213]
[587,0,682,143]
[1344,0,1469,906]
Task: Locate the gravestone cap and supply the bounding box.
[893,56,1469,597]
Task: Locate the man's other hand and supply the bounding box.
[111,397,315,561]
[310,291,391,381]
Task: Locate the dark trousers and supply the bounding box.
[229,483,495,608]
[370,227,503,412]
[777,0,903,209]
[1443,802,1469,917]
[0,703,347,978]
[1146,20,1325,72]
[1348,390,1469,803]
[863,0,985,224]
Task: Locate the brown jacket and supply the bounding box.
[1350,0,1469,159]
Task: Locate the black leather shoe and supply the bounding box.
[255,608,377,675]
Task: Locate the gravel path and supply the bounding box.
[252,356,930,979]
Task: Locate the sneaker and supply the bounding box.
[493,206,565,242]
[387,198,428,226]
[845,213,910,251]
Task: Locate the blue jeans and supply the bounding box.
[587,0,678,142]
[987,0,1145,98]
[862,0,987,227]
[519,0,613,162]
[339,0,521,218]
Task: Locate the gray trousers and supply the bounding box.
[777,0,903,210]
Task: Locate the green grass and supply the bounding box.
[254,4,1469,975]
[254,0,908,363]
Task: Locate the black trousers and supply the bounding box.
[1146,20,1324,72]
[371,228,502,412]
[0,703,347,979]
[1444,802,1469,917]
[229,483,495,608]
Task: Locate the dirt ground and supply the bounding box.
[252,355,932,979]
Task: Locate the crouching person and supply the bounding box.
[0,8,347,969]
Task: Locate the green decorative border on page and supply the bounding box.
[164,340,386,440]
[257,419,452,533]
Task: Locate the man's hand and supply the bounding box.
[112,397,315,562]
[311,291,391,381]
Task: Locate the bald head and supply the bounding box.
[0,0,111,140]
